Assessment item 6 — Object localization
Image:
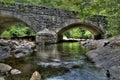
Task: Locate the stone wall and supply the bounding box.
[0,2,107,32]
[0,2,78,32]
[87,15,107,32]
[0,2,77,18]
[36,29,57,45]
[0,2,108,44]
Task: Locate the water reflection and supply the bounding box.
[2,42,107,80]
[36,42,88,62]
[36,44,61,61]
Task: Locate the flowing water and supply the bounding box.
[1,42,107,80]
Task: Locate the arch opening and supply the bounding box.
[0,14,36,41]
[63,27,92,40]
[57,23,104,42]
[1,23,36,41]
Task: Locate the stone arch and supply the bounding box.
[57,22,105,41]
[0,11,36,34]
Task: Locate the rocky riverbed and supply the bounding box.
[85,36,120,80]
[1,37,120,80]
[0,39,36,80]
[0,39,36,59]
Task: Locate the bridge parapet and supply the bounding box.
[0,2,77,18]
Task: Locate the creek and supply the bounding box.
[1,42,107,80]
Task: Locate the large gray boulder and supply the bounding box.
[81,39,109,50]
[86,46,120,69]
[86,35,120,80]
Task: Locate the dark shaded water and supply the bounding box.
[1,42,107,80]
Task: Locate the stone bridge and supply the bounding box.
[0,2,107,44]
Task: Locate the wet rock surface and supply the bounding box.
[86,36,120,80]
[30,71,42,80]
[0,63,12,74]
[10,69,21,75]
[0,39,35,59]
[0,63,21,75]
[37,61,83,69]
[81,39,109,50]
[46,68,107,80]
[109,66,120,80]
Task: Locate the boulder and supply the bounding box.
[10,69,21,75]
[0,63,12,73]
[0,63,21,75]
[108,37,120,47]
[81,39,109,50]
[30,71,41,80]
[86,35,120,80]
[86,46,120,69]
[0,39,9,46]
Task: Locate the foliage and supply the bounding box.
[1,24,35,39]
[1,0,120,38]
[64,28,92,39]
[84,0,120,37]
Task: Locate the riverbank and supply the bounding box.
[0,39,35,59]
[85,35,120,80]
